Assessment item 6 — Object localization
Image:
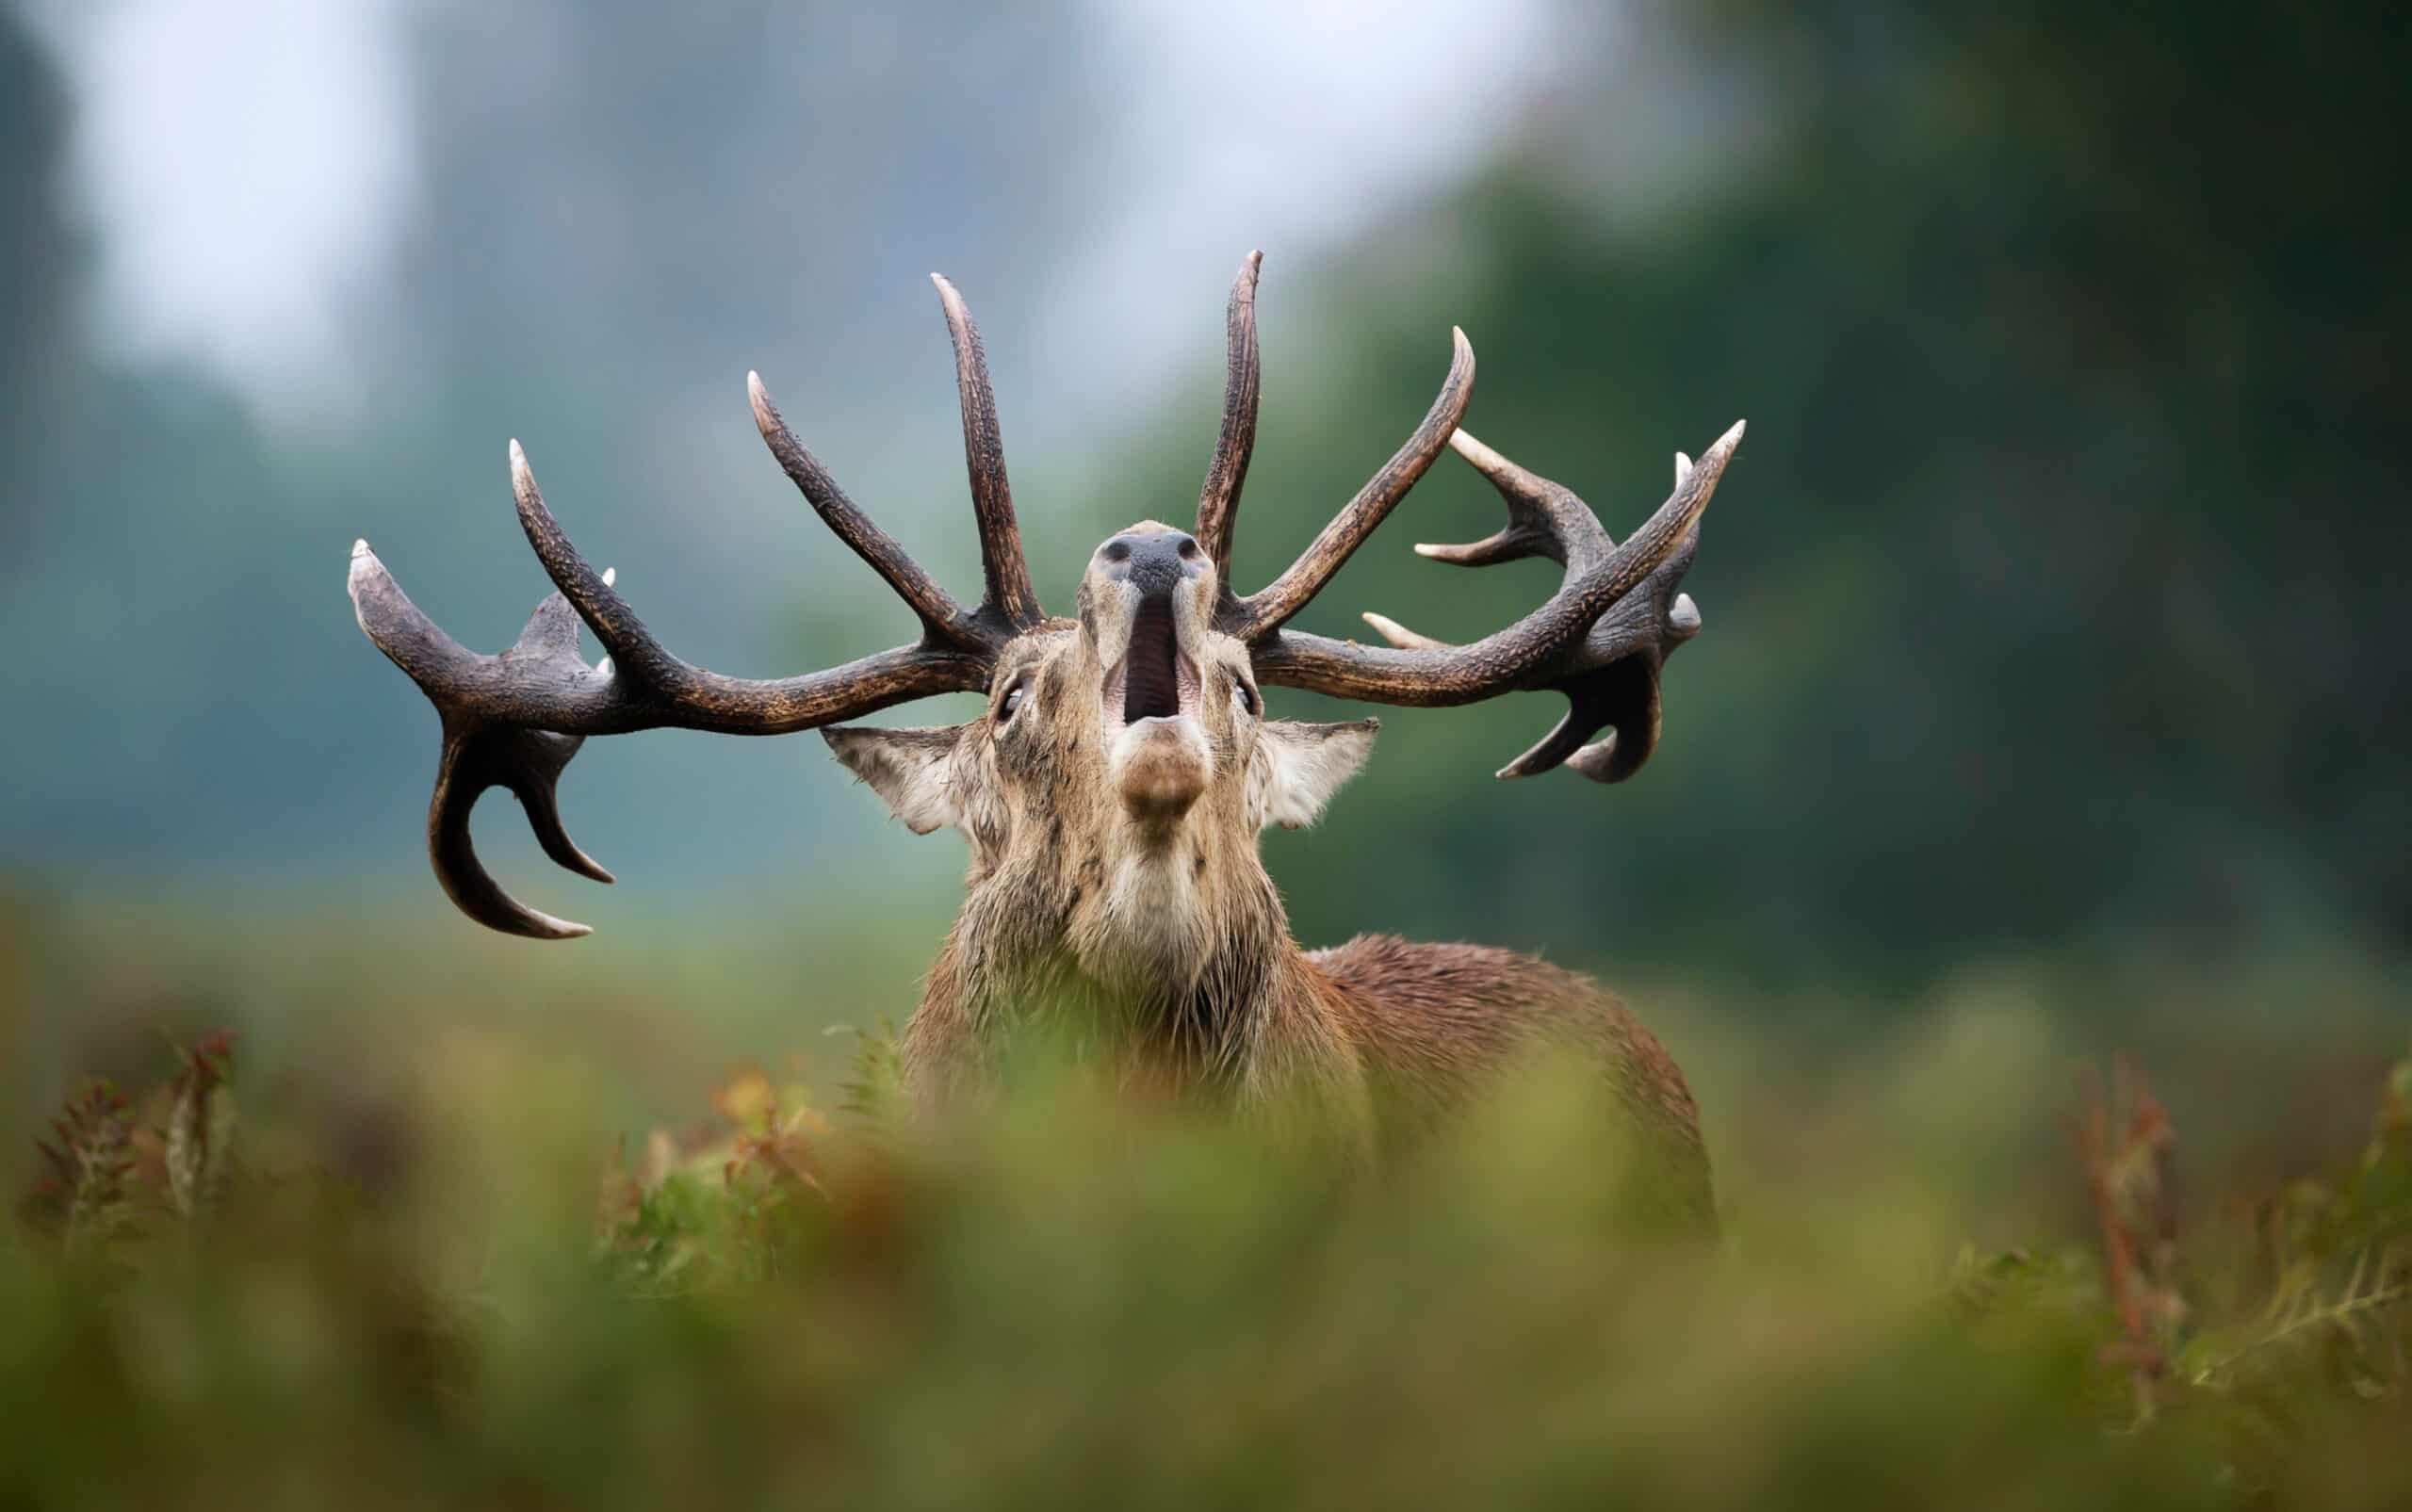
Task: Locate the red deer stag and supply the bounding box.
[348,255,1742,1204]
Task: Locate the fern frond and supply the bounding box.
[2190,1270,2412,1387]
[23,1081,136,1255]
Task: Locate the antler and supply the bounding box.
[1198,252,1478,642]
[1191,252,1739,782]
[1251,424,1743,782]
[349,278,1040,938]
[1194,251,1263,581]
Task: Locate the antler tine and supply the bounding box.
[348,536,487,702]
[1358,611,1448,651]
[1354,426,1621,650]
[748,371,974,642]
[351,533,615,937]
[1221,325,1475,641]
[1250,419,1744,783]
[1358,595,1656,786]
[1416,429,1615,571]
[429,722,606,939]
[1195,250,1263,580]
[510,440,698,696]
[1580,420,1741,610]
[931,273,1045,632]
[497,439,993,733]
[351,405,1006,937]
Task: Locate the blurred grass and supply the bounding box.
[5,890,2408,1507]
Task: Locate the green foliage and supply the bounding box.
[161,1031,237,1221]
[18,1032,240,1263]
[836,1016,908,1126]
[2182,1059,2412,1403]
[7,1028,2408,1508]
[1104,0,2412,984]
[21,1082,133,1260]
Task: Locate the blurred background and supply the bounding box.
[3,0,2404,1157]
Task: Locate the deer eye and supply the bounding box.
[999,680,1030,723]
[1231,677,1258,717]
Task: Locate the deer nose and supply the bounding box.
[1097,531,1203,596]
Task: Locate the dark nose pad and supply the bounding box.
[1097,532,1203,596]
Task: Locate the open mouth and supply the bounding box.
[1110,593,1199,725]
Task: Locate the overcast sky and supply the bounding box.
[27,0,1571,431]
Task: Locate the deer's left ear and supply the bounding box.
[823,724,970,836]
[1248,718,1378,831]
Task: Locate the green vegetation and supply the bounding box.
[7,999,2404,1508]
[5,0,2405,1503]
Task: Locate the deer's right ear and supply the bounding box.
[823,724,970,836]
[1249,717,1378,830]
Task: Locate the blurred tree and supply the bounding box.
[0,7,321,867]
[2,0,2402,1001]
[0,7,77,546]
[1120,0,2410,989]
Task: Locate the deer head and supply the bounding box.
[348,255,1744,972]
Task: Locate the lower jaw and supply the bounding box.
[1112,725,1210,828]
[1117,766,1205,829]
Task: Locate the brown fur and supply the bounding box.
[1312,935,1712,1216]
[828,523,1711,1221]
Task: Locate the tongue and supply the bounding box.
[1122,596,1182,723]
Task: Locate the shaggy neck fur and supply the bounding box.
[939,816,1318,1081]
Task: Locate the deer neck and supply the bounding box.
[939,841,1326,1079]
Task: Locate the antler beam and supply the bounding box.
[349,280,1035,937]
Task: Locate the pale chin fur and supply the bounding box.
[1086,846,1215,994]
[1108,715,1212,784]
